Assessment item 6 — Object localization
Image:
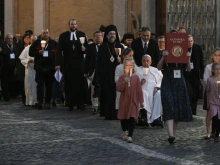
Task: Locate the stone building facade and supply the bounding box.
[3,0,162,39]
[2,0,219,60]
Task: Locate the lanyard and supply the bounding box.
[44,43,49,50]
[7,44,13,52]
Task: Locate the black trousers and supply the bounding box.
[212,115,220,138]
[18,81,26,104]
[35,70,54,104]
[120,117,135,137]
[1,79,16,101]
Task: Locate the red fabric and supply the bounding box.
[117,74,143,120]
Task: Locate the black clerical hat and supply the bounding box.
[121,32,135,44]
[104,25,120,42]
[99,25,105,32]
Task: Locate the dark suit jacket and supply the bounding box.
[184,43,204,80]
[29,38,57,71]
[0,42,18,80]
[131,38,159,67]
[85,43,99,76]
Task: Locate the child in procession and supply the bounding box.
[116,58,144,143]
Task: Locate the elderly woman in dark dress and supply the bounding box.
[157,52,193,143]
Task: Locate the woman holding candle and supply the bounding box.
[206,62,220,142]
[117,58,144,143]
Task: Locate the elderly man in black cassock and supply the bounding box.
[55,19,88,111]
[95,25,124,120]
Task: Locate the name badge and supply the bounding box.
[174,70,181,78]
[190,62,194,69]
[10,53,15,59]
[43,51,48,57]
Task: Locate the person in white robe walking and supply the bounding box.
[136,55,163,123]
[19,35,37,106]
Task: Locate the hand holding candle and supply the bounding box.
[79,37,85,45]
[41,40,46,50]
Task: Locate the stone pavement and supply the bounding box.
[0,100,219,165]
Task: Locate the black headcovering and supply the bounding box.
[103,25,120,42]
[121,32,135,44]
[99,25,106,32]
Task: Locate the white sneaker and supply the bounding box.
[127,136,133,143]
[121,131,128,141]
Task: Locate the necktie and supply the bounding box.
[96,44,100,53]
[188,47,192,52]
[144,42,147,54]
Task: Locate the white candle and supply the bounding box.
[41,40,46,48]
[129,68,132,77]
[143,68,149,75]
[79,37,85,44]
[118,48,121,55]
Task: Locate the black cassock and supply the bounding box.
[56,31,88,107]
[96,41,124,119]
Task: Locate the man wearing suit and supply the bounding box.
[184,35,204,115]
[131,27,159,67]
[0,33,18,101]
[29,29,57,109]
[85,30,103,114]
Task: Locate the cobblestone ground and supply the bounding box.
[0,100,218,165]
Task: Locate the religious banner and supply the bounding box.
[165,33,188,63]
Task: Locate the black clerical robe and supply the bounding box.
[55,30,88,107]
[97,41,124,119]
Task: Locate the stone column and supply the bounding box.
[34,0,45,35]
[4,0,14,35]
[113,0,128,38]
[141,0,156,33]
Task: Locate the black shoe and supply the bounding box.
[77,105,85,110]
[52,102,57,107]
[92,108,97,115]
[35,103,42,110]
[45,103,51,109]
[214,137,219,142]
[168,136,176,143]
[68,106,73,111]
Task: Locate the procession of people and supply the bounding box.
[0,21,219,143]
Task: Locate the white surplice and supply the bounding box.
[137,66,163,123]
[19,45,37,105]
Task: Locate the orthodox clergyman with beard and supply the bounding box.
[55,19,88,111]
[96,25,124,119]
